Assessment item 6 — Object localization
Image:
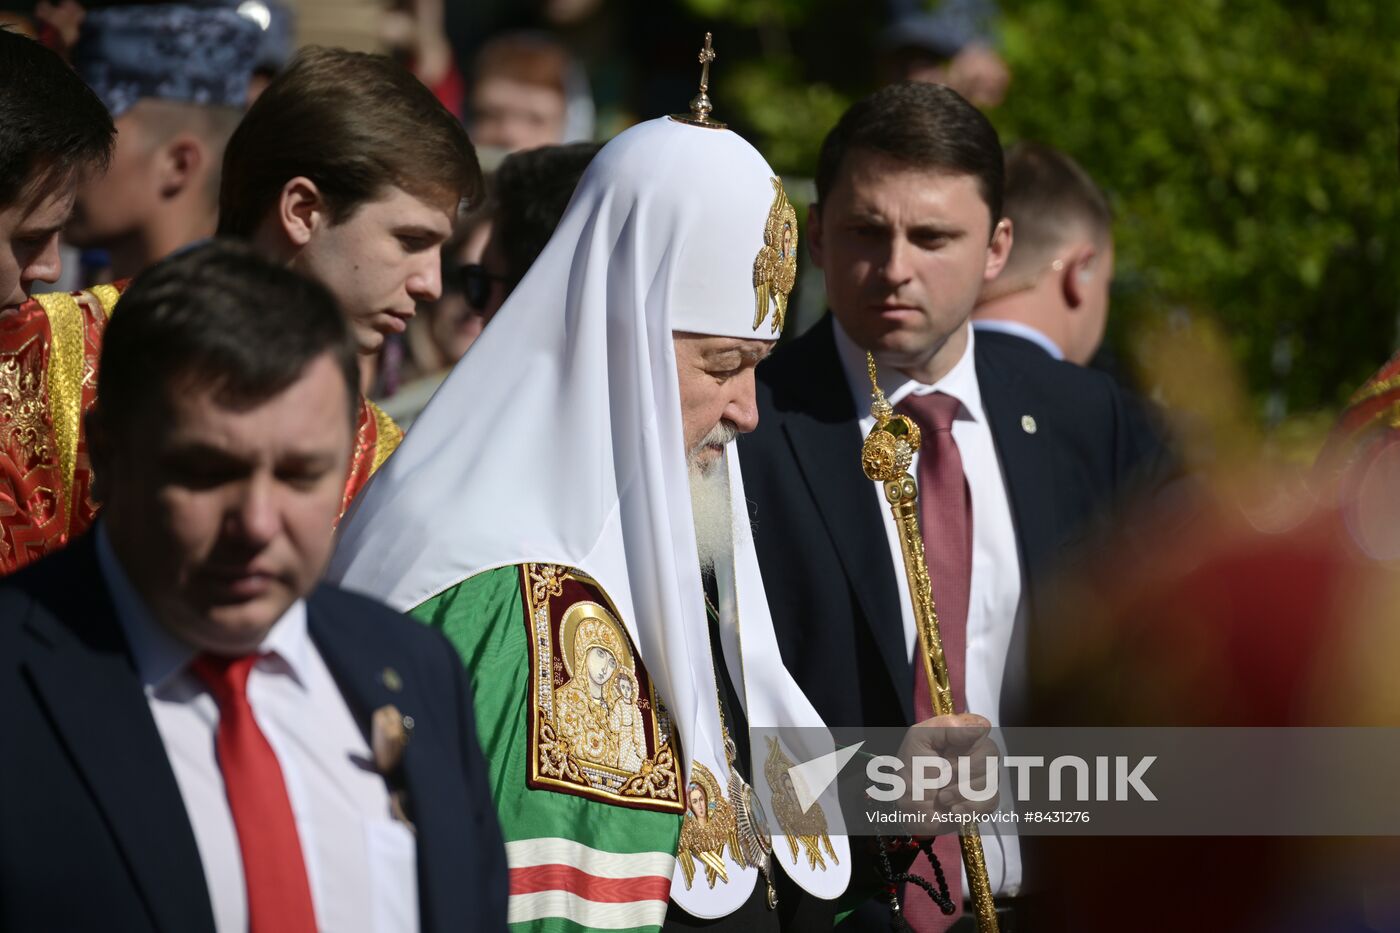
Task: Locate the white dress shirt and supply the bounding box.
[832,320,1024,897]
[971,318,1065,360]
[96,524,419,932]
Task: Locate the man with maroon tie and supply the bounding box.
[0,242,507,932]
[738,82,1164,930]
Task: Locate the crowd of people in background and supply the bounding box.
[2,1,1399,932]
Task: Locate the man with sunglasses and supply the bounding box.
[460,261,511,321]
[445,142,599,357]
[378,229,508,426]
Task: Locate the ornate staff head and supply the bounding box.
[860,352,922,486]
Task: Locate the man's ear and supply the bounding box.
[276,176,327,248]
[983,217,1013,282]
[806,202,825,269]
[1062,245,1098,310]
[157,134,204,199]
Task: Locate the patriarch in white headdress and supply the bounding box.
[330,36,848,927]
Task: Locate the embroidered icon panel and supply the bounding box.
[764,737,838,871]
[752,176,797,335]
[520,564,685,812]
[677,761,740,889]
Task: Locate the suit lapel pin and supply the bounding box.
[372,704,413,768]
[1021,414,1037,434]
[381,666,403,692]
[371,704,415,833]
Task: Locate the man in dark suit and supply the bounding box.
[739,83,1163,930]
[0,242,507,932]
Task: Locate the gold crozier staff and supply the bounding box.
[859,352,1000,932]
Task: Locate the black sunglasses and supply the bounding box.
[459,264,510,311]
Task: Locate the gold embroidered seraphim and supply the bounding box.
[764,737,838,871]
[752,177,797,335]
[678,761,741,889]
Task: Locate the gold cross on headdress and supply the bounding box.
[670,31,727,129]
[697,32,715,93]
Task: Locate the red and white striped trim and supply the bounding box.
[506,838,674,929]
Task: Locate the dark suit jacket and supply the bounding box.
[738,317,1164,731]
[0,535,508,933]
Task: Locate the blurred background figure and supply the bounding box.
[379,0,464,117]
[466,30,593,156]
[9,0,83,48]
[973,141,1114,366]
[880,0,1010,107]
[377,141,599,425]
[63,4,260,281]
[235,0,297,103]
[1025,320,1400,932]
[1314,350,1400,562]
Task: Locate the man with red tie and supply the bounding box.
[738,82,1165,930]
[0,242,507,932]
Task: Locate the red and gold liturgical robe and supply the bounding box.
[0,285,401,575]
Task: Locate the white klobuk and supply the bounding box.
[329,115,849,918]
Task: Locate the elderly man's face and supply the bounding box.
[94,353,353,654]
[810,149,1010,373]
[672,333,772,470]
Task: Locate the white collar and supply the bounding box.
[971,318,1066,360]
[832,316,987,424]
[96,521,310,694]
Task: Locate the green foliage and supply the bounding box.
[676,0,858,178]
[681,0,1400,417]
[994,0,1400,416]
[682,0,813,27]
[725,59,851,177]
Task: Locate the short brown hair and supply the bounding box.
[999,141,1112,283]
[816,82,1003,227]
[0,28,114,207]
[218,46,480,237]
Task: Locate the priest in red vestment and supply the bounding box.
[1,283,405,572]
[1,38,479,573]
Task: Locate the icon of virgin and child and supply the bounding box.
[555,601,648,773]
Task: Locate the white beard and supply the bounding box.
[688,423,736,575]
